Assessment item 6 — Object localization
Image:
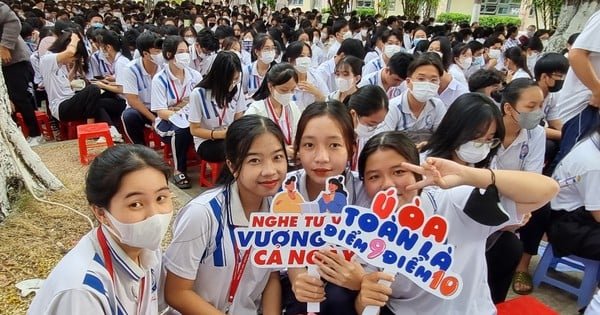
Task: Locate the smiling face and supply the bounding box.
[363,148,418,207]
[234,132,288,199]
[298,115,350,189]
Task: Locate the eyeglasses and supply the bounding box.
[473,138,501,149]
[261,47,276,53]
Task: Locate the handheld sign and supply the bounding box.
[234,175,353,313]
[321,187,463,315]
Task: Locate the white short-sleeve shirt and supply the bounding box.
[28,227,162,315]
[151,65,203,127]
[438,77,469,108]
[90,51,130,78]
[383,90,447,133]
[187,85,246,149]
[358,69,403,99]
[163,183,276,314]
[492,126,545,173]
[448,63,468,86]
[543,92,561,122]
[551,134,600,212]
[245,98,302,146]
[117,58,159,109]
[293,69,330,111]
[557,11,600,123]
[362,56,385,78]
[39,53,75,120]
[315,58,337,92]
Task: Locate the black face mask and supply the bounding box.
[463,184,510,226]
[490,90,503,103]
[548,79,564,93]
[208,22,216,28]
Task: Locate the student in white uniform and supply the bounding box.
[359,52,413,99]
[298,28,326,68]
[246,63,301,160]
[163,115,286,315]
[383,53,447,144]
[189,51,246,163]
[151,36,202,189]
[282,41,329,110]
[548,125,600,260]
[283,101,369,315]
[362,28,403,77]
[346,85,389,171]
[316,38,365,92]
[551,10,600,173]
[355,131,559,315]
[89,29,132,82]
[494,78,545,173]
[483,37,504,72]
[242,34,277,103]
[327,55,363,103]
[119,32,163,145]
[190,29,219,76]
[40,30,122,141]
[28,145,174,315]
[448,42,471,86]
[327,19,351,60]
[504,46,533,82]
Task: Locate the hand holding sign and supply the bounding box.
[315,249,364,291]
[357,271,395,311]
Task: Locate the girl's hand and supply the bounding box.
[357,272,394,308]
[315,250,364,290]
[105,75,116,82]
[291,271,326,303]
[402,157,467,190]
[298,81,324,99]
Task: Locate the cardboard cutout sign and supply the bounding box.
[321,187,463,300]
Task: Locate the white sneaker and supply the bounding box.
[27,136,44,147]
[96,136,107,144]
[109,126,124,143]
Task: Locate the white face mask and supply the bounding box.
[455,141,491,164]
[174,52,191,69]
[356,122,377,138]
[103,210,173,250]
[342,30,353,40]
[184,37,196,46]
[384,44,402,58]
[335,76,354,92]
[151,53,164,66]
[360,29,368,37]
[261,50,276,64]
[272,89,293,106]
[459,57,472,69]
[410,81,439,103]
[193,23,204,32]
[488,49,501,59]
[295,56,312,73]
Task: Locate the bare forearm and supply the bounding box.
[166,290,223,315]
[545,126,561,141]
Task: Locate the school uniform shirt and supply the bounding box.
[438,77,469,108]
[311,44,327,68]
[288,168,370,207]
[383,90,447,133]
[118,57,160,110]
[39,53,75,120]
[448,63,468,86]
[294,70,330,110]
[28,226,161,315]
[242,61,266,101]
[362,56,385,78]
[187,85,246,150]
[359,69,404,99]
[364,47,382,65]
[315,57,337,92]
[240,50,252,67]
[246,98,301,144]
[151,66,202,129]
[90,51,130,79]
[492,126,545,173]
[557,10,600,124]
[163,183,276,314]
[551,133,600,212]
[542,92,561,126]
[374,185,521,315]
[326,40,341,60]
[511,68,532,80]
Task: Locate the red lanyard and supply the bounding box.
[215,103,227,126]
[170,78,187,104]
[228,247,251,303]
[266,98,292,145]
[97,228,146,314]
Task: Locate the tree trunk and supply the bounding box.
[545,0,600,53]
[0,64,63,222]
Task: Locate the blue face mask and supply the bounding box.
[473,55,485,66]
[413,38,424,47]
[91,22,104,29]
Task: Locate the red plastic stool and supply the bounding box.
[77,123,114,165]
[143,128,164,151]
[200,161,223,187]
[496,296,559,315]
[60,120,85,140]
[163,143,200,167]
[16,111,55,140]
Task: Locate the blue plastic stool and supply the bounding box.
[532,243,600,308]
